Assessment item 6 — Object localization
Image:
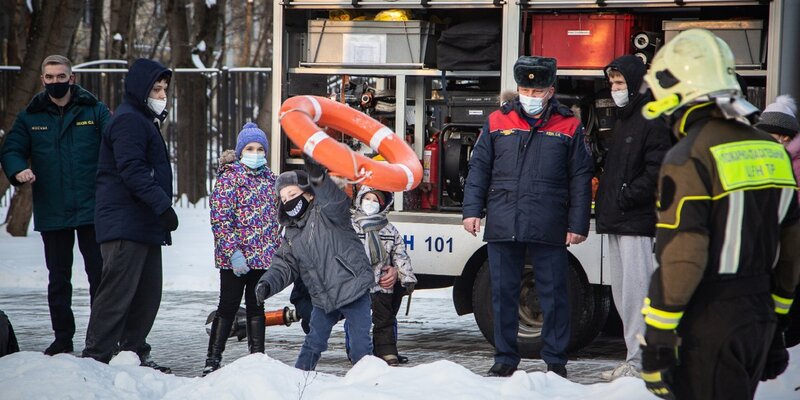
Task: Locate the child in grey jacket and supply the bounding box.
[255,156,374,371]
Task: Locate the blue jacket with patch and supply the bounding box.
[462,98,594,245]
[95,59,173,245]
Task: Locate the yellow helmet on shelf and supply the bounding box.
[643,28,741,120]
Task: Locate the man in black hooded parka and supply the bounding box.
[82,59,178,372]
[595,55,671,380]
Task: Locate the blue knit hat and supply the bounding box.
[235,122,269,158]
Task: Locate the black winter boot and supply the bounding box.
[202,314,233,376]
[246,315,265,354]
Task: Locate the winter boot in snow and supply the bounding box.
[246,315,265,354]
[547,363,567,378]
[203,314,233,376]
[44,339,73,355]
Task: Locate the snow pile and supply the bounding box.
[1,348,799,400]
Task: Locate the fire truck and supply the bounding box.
[269,0,799,356]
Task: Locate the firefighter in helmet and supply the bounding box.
[639,28,800,399]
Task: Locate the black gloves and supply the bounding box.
[255,280,271,307]
[159,207,179,232]
[302,153,327,180]
[761,315,790,381]
[641,328,680,400]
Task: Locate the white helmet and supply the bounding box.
[642,29,741,119]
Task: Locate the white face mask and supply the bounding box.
[241,153,267,169]
[147,97,167,116]
[519,94,546,116]
[362,199,381,215]
[611,89,629,107]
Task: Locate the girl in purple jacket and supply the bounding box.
[203,123,280,376]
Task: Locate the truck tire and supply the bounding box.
[472,254,598,358]
[573,284,611,350]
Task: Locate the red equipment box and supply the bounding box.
[530,13,634,69]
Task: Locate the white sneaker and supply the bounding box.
[600,362,640,381]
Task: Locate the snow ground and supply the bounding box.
[1,206,799,399]
[0,347,798,400]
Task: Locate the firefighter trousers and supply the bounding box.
[672,279,775,400]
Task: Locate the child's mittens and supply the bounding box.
[230,250,250,277]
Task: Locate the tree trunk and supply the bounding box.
[167,0,207,204]
[4,184,31,236]
[192,0,222,67]
[240,0,252,66]
[0,0,85,236]
[108,0,134,60]
[254,1,273,147]
[1,0,25,66]
[88,0,104,60]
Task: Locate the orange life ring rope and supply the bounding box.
[279,95,422,192]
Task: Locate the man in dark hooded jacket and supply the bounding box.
[595,55,671,380]
[82,59,177,372]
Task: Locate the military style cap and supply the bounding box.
[513,56,557,89]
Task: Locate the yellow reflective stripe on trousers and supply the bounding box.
[773,294,793,315]
[710,140,797,191]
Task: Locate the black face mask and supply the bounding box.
[283,195,310,218]
[45,82,71,99]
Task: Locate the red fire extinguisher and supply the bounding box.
[421,133,440,209]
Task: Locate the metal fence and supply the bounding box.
[0,65,272,207]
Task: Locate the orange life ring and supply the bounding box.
[279,95,422,192]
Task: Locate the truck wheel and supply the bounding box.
[572,284,611,350]
[472,254,597,358]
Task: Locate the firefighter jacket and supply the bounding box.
[462,97,594,245]
[643,104,800,331]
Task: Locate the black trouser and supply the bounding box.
[82,240,162,363]
[371,292,397,357]
[673,283,774,400]
[216,269,265,319]
[40,225,103,342]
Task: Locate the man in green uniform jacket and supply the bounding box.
[1,55,110,356]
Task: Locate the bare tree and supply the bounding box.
[0,0,86,236]
[167,0,208,203]
[108,0,135,60]
[88,0,104,60]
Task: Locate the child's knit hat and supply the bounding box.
[235,122,269,158]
